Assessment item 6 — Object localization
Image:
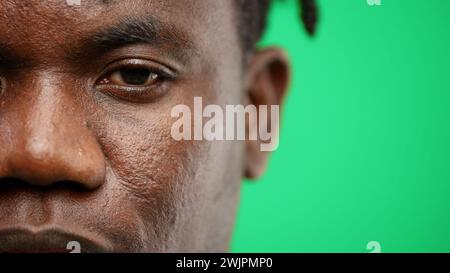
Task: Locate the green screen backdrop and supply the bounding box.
[231,0,450,253]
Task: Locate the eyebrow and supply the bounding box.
[74,15,199,65]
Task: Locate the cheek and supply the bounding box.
[88,100,209,251]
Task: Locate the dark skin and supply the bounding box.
[0,0,289,252]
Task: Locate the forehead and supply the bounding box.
[0,0,233,30]
[0,0,240,63]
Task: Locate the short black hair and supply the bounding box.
[238,0,318,52]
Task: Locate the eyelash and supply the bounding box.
[95,59,175,103]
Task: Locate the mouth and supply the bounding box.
[0,226,112,253]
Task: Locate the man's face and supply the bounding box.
[0,0,288,252]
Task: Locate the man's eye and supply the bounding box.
[102,68,159,87]
[94,59,176,102]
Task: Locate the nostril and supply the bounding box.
[0,177,92,193]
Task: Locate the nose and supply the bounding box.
[0,76,106,190]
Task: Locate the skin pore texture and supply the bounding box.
[0,0,289,252]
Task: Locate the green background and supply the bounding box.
[231,0,450,253]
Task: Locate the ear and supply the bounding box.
[244,47,290,179]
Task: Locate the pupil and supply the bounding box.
[120,68,151,85]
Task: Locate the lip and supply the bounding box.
[0,226,112,253]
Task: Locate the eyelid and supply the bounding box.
[98,58,176,82]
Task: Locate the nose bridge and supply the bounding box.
[25,77,66,160]
[24,76,77,160]
[1,73,105,189]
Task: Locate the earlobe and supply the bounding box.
[244,47,290,180]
